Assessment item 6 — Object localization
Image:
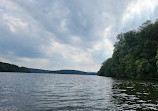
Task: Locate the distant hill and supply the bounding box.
[50,70,97,75]
[30,69,96,75]
[29,68,51,73]
[0,62,96,75]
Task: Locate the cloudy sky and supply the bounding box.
[0,0,158,72]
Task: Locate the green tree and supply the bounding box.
[156,47,158,73]
[135,59,152,79]
[98,20,158,79]
[98,58,113,77]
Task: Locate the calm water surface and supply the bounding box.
[0,72,158,111]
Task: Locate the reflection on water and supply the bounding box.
[0,72,158,111]
[112,79,158,110]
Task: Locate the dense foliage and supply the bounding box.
[98,20,158,79]
[0,62,30,73]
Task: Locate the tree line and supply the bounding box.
[98,20,158,79]
[0,62,30,73]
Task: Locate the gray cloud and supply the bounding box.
[0,0,158,71]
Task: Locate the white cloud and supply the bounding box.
[93,42,102,51]
[60,18,69,32]
[0,57,10,63]
[70,35,82,44]
[122,0,158,29]
[2,14,27,33]
[40,38,94,64]
[103,39,114,57]
[17,57,51,69]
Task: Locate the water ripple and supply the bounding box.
[0,73,158,110]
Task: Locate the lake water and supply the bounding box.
[0,72,158,111]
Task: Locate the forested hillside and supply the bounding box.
[98,20,158,79]
[0,62,96,74]
[0,62,30,73]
